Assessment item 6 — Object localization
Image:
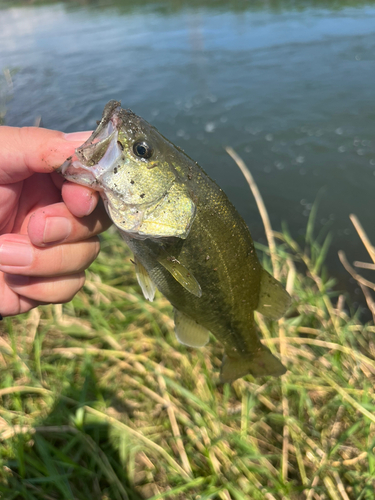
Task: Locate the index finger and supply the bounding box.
[0,127,91,184]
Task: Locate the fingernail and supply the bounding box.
[43,217,72,244]
[0,242,33,267]
[5,274,30,286]
[86,193,97,216]
[64,131,92,142]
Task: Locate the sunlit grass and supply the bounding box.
[0,220,374,499]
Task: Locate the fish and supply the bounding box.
[58,100,291,383]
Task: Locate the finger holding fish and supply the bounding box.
[27,199,111,247]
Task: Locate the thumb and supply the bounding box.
[0,127,91,184]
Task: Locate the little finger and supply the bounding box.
[4,272,86,304]
[0,234,100,276]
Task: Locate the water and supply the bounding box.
[1,0,375,301]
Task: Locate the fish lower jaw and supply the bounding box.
[58,160,101,189]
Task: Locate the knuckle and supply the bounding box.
[62,272,86,303]
[73,239,100,273]
[55,245,67,274]
[93,237,101,259]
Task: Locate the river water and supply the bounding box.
[1,0,375,303]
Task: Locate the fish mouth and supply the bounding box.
[58,101,123,188]
[75,100,122,166]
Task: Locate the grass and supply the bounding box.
[1,159,375,499]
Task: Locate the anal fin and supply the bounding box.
[256,269,291,320]
[174,309,210,348]
[134,256,156,301]
[220,347,286,383]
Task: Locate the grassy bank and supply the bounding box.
[1,151,375,499]
[1,224,374,499]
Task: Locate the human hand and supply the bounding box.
[0,126,112,317]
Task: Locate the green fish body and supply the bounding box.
[58,101,291,383]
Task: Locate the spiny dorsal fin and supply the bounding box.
[256,269,291,320]
[134,256,156,301]
[174,309,210,347]
[157,251,202,297]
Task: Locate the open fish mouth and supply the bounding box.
[57,101,123,189]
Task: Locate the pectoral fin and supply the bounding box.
[220,347,286,383]
[174,309,210,347]
[256,269,291,320]
[157,252,202,298]
[134,256,156,301]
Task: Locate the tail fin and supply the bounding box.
[220,347,286,383]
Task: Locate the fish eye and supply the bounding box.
[133,140,153,159]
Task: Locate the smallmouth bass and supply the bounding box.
[58,101,291,383]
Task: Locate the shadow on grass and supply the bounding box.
[1,362,146,500]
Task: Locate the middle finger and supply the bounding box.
[27,200,112,247]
